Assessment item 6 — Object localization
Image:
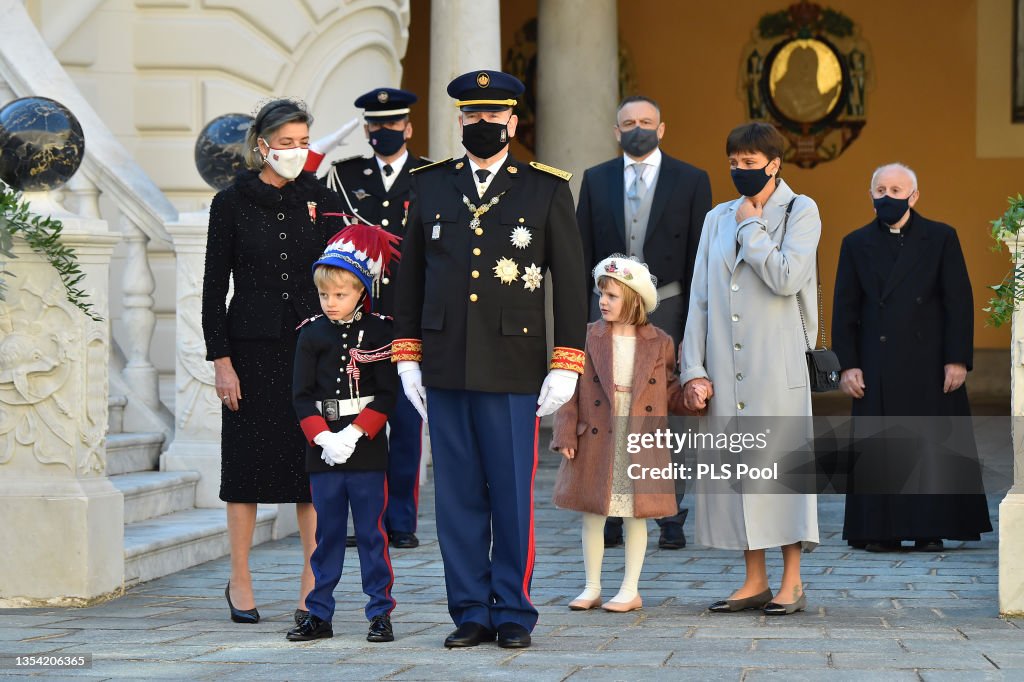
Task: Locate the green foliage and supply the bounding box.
[984,194,1024,328]
[0,182,101,321]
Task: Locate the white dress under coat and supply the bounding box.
[680,178,820,551]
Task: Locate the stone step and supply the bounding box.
[108,395,127,434]
[124,508,277,585]
[105,432,164,475]
[109,470,200,524]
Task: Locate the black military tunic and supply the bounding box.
[292,313,398,473]
[323,154,431,315]
[393,155,588,394]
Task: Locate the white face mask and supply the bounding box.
[259,138,308,180]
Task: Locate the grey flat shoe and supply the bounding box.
[763,593,807,615]
[708,588,773,613]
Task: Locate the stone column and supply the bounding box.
[536,0,619,196]
[1000,235,1024,616]
[428,0,501,161]
[0,192,123,606]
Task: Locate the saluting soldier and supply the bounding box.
[306,87,430,549]
[392,70,587,649]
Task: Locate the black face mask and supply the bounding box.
[730,163,774,197]
[873,195,911,226]
[619,127,659,157]
[368,126,406,157]
[462,118,509,159]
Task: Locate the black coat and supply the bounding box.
[576,153,711,320]
[292,314,397,473]
[322,154,431,316]
[831,211,973,417]
[202,171,344,360]
[394,155,588,394]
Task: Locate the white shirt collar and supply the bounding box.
[622,147,662,185]
[468,152,508,196]
[376,149,408,174]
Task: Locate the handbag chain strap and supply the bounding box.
[781,197,827,351]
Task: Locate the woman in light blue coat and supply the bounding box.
[680,122,820,615]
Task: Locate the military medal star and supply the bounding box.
[493,257,520,284]
[510,226,532,249]
[522,263,543,291]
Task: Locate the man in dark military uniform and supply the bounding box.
[306,87,430,549]
[393,70,587,649]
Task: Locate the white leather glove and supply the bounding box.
[536,368,579,417]
[397,361,428,422]
[310,117,361,156]
[332,424,363,465]
[313,430,346,466]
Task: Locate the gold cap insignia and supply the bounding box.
[477,72,490,88]
[377,91,388,103]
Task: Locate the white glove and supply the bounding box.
[310,117,361,156]
[332,424,363,465]
[397,361,428,423]
[314,430,346,466]
[536,369,578,417]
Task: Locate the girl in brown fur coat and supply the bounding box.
[551,255,702,613]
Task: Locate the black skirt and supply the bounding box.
[219,307,311,503]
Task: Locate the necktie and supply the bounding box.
[627,163,647,202]
[475,169,491,183]
[383,164,394,177]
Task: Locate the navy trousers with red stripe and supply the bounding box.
[426,388,539,631]
[307,470,395,622]
[385,389,423,534]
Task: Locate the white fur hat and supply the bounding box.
[593,254,659,313]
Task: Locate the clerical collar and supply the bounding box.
[879,212,913,235]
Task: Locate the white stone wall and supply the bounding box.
[26,0,411,212]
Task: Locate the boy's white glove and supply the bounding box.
[314,430,346,466]
[310,117,361,156]
[331,424,363,464]
[397,361,428,422]
[536,369,578,417]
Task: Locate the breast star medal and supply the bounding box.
[522,263,543,291]
[509,226,532,249]
[493,257,520,284]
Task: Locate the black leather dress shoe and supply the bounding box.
[443,622,496,648]
[914,538,944,552]
[865,541,902,553]
[497,622,531,649]
[346,535,357,548]
[294,609,309,626]
[658,522,686,550]
[286,614,333,641]
[225,582,259,624]
[389,532,420,549]
[367,614,394,642]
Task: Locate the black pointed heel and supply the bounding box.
[225,582,260,624]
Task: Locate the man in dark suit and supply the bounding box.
[306,87,431,550]
[393,70,587,649]
[576,95,712,549]
[832,162,992,553]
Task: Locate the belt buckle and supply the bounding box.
[322,399,340,421]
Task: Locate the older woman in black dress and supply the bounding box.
[202,99,343,623]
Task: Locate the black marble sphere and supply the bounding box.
[0,97,85,191]
[195,113,254,191]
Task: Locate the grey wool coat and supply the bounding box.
[550,320,693,518]
[680,179,820,551]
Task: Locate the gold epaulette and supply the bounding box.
[409,158,453,175]
[529,161,572,181]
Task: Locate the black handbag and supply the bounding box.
[782,198,841,393]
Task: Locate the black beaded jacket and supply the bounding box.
[202,170,344,361]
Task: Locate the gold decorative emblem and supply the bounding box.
[455,161,465,170]
[377,91,389,103]
[507,165,518,174]
[522,263,543,292]
[477,72,490,88]
[463,192,506,230]
[510,226,532,249]
[493,257,520,284]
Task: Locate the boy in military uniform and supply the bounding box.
[287,224,401,643]
[306,87,429,549]
[392,70,587,649]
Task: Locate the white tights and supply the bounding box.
[575,512,648,604]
